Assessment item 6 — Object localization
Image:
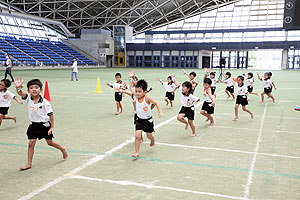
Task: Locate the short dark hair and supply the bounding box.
[136,79,148,91]
[1,79,11,87]
[210,72,216,76]
[167,76,173,84]
[27,79,43,89]
[237,75,244,81]
[182,81,193,96]
[189,72,196,77]
[264,72,272,80]
[248,72,253,78]
[203,78,212,85]
[225,72,231,77]
[115,73,121,77]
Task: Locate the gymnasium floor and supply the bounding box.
[0,68,299,200]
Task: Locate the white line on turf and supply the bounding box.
[144,142,300,160]
[243,102,268,200]
[17,92,224,200]
[71,175,244,200]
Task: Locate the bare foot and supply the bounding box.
[250,112,254,119]
[208,122,214,126]
[150,137,155,146]
[115,112,119,115]
[185,123,188,130]
[205,118,209,122]
[13,117,16,123]
[232,117,238,121]
[120,109,123,114]
[62,148,68,159]
[20,164,32,171]
[132,153,139,158]
[227,96,231,99]
[260,101,264,104]
[190,133,196,137]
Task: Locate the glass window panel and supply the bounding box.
[5,25,13,33]
[10,26,20,34]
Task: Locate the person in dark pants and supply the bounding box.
[4,55,14,82]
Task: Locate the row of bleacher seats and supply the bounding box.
[0,36,97,66]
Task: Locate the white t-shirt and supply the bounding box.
[235,83,248,96]
[178,86,200,107]
[72,61,78,73]
[262,79,273,88]
[203,89,212,102]
[136,96,152,119]
[247,78,254,87]
[6,59,11,69]
[210,77,217,87]
[23,94,53,123]
[225,78,234,87]
[112,81,125,92]
[163,82,176,93]
[0,90,15,107]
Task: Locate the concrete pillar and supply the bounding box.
[281,49,288,69]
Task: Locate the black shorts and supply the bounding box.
[135,116,154,133]
[26,122,54,140]
[201,101,214,114]
[247,86,253,93]
[165,92,174,100]
[211,86,216,95]
[236,95,248,106]
[114,92,122,102]
[264,87,272,94]
[179,106,195,120]
[0,107,9,115]
[226,86,234,94]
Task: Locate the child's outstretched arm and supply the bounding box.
[14,76,27,98]
[182,69,191,79]
[171,75,180,92]
[157,78,163,85]
[146,96,163,118]
[105,82,113,88]
[218,79,226,84]
[13,96,23,104]
[257,72,262,81]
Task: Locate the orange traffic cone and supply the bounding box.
[44,81,53,101]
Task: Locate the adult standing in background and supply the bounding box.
[71,58,78,81]
[4,54,14,82]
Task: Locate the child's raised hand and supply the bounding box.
[14,76,24,88]
[157,78,160,81]
[129,70,135,77]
